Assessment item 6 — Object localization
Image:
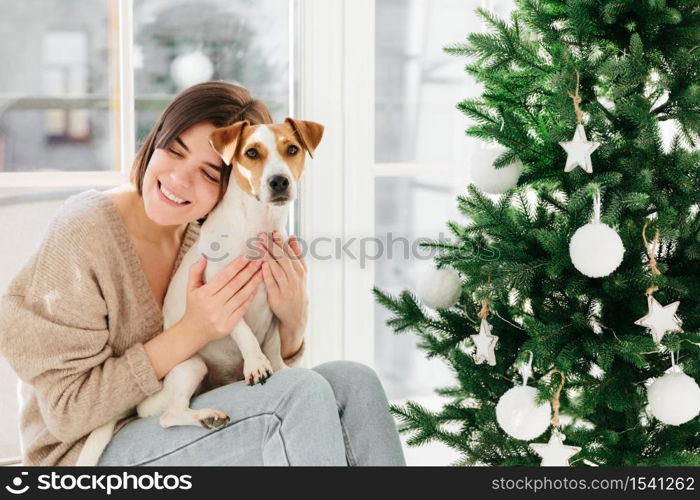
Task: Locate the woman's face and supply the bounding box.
[142,121,224,226]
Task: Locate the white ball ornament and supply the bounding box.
[647,370,700,426]
[416,266,462,310]
[496,386,552,440]
[170,51,214,90]
[471,147,523,194]
[569,222,625,277]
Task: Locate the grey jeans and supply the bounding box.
[97,360,406,466]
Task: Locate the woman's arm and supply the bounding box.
[143,320,210,380]
[0,292,163,443]
[0,209,167,443]
[258,232,308,365]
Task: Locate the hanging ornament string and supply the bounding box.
[593,186,601,224]
[477,275,492,319]
[636,220,682,344]
[642,220,661,296]
[549,369,566,429]
[528,368,580,467]
[477,298,490,319]
[567,70,584,125]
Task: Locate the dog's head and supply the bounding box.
[209,118,324,206]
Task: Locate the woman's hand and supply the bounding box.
[257,231,308,351]
[180,254,263,342]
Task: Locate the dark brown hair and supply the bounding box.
[130,81,272,224]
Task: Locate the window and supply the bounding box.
[0,0,114,174]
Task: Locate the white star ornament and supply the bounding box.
[559,124,600,174]
[529,431,581,466]
[470,318,498,366]
[634,295,682,343]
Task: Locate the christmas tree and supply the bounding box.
[373,0,700,466]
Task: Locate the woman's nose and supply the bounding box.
[168,163,196,187]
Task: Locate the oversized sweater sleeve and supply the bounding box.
[0,203,162,443]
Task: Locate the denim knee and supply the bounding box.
[313,360,384,394]
[275,367,338,408]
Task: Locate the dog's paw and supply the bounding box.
[200,415,230,430]
[195,409,230,430]
[160,408,230,429]
[243,354,274,386]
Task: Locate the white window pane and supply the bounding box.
[374,175,465,400]
[0,0,116,173]
[133,0,291,146]
[375,0,481,165]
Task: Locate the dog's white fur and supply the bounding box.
[75,121,317,466]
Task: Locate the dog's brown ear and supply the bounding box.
[285,117,324,159]
[209,121,249,166]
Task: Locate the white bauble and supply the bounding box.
[648,372,700,426]
[416,267,461,310]
[569,223,625,277]
[496,385,552,440]
[170,51,214,90]
[471,147,523,194]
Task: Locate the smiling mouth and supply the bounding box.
[158,180,191,205]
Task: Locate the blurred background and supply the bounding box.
[0,0,514,465]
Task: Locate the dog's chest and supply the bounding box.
[195,222,282,385]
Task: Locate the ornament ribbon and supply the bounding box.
[567,70,584,125]
[549,369,566,428]
[642,220,661,296]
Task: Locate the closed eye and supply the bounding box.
[202,170,218,182]
[167,147,184,158]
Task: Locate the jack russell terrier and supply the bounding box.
[75,117,324,466]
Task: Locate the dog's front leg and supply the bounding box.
[261,323,288,372]
[232,320,274,385]
[137,354,230,430]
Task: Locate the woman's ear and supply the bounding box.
[284,118,324,158]
[209,121,249,165]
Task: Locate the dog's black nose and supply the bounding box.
[269,175,290,194]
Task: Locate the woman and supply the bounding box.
[0,81,406,466]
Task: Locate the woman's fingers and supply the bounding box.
[206,254,255,294]
[261,258,280,296]
[287,235,306,274]
[224,268,263,312]
[188,256,208,292]
[261,232,290,287]
[227,290,256,324]
[214,258,263,302]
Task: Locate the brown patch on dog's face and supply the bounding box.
[266,122,307,182]
[230,129,268,201]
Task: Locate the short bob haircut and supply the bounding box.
[129,81,272,224]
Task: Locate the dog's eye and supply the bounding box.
[287,145,299,155]
[245,148,259,159]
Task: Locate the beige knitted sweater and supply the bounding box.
[0,189,305,466]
